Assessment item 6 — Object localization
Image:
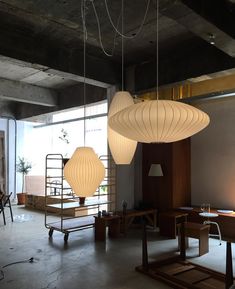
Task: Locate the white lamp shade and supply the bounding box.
[148,164,163,176]
[64,147,105,197]
[108,91,137,164]
[108,100,210,143]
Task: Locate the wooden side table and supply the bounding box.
[159,211,188,238]
[94,215,120,241]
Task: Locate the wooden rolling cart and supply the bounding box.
[44,154,116,242]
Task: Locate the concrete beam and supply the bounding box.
[0,77,58,106]
[0,17,120,88]
[133,38,235,92]
[15,83,107,120]
[161,0,235,57]
[59,84,107,109]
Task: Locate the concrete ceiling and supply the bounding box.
[0,0,235,120]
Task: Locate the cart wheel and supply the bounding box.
[49,228,54,237]
[64,233,69,242]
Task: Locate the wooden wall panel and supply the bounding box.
[142,139,191,212]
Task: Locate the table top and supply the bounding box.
[94,215,120,220]
[160,211,188,218]
[116,208,157,217]
[199,212,219,218]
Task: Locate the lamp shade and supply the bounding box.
[148,164,163,176]
[108,91,137,164]
[108,100,210,143]
[64,147,105,197]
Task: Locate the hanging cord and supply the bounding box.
[105,0,150,39]
[89,0,120,57]
[82,0,87,146]
[121,0,124,91]
[156,0,159,141]
[156,0,159,100]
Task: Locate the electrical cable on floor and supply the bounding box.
[0,257,35,281]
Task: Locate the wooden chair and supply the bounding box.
[3,192,13,222]
[0,192,13,225]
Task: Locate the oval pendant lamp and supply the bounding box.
[109,0,209,143]
[108,91,137,164]
[108,99,210,143]
[64,0,105,204]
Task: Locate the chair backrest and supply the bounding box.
[3,192,12,207]
[0,193,4,210]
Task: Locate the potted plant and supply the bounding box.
[58,128,70,166]
[16,157,32,205]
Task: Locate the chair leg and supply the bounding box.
[214,222,222,245]
[8,199,13,222]
[1,207,6,225]
[203,220,222,245]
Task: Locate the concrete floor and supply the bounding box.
[0,206,233,289]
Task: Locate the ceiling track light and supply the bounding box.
[208,33,215,45]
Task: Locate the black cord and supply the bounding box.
[0,257,34,281]
[2,257,34,268]
[0,270,4,281]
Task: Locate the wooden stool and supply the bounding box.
[178,222,210,256]
[94,215,120,241]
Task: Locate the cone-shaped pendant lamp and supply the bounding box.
[107,0,137,164]
[64,0,105,203]
[108,100,210,143]
[108,91,137,164]
[64,147,105,197]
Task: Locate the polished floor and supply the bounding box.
[0,206,233,289]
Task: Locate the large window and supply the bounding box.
[25,100,107,175]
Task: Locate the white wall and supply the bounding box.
[191,97,235,209]
[0,118,18,198]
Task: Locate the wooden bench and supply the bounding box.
[177,222,210,256]
[116,209,157,235]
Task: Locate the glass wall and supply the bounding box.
[19,100,113,212]
[25,100,107,176]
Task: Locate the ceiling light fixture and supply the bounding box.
[108,0,137,164]
[64,0,105,204]
[109,0,210,144]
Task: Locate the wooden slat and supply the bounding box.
[196,277,225,289]
[160,263,195,275]
[175,269,210,284]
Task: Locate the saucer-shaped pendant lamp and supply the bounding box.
[108,99,210,143]
[108,91,137,164]
[64,147,105,197]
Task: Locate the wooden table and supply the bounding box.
[116,209,157,235]
[159,210,188,238]
[176,207,235,240]
[94,215,120,241]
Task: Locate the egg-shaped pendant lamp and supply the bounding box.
[108,91,137,164]
[108,100,210,143]
[64,147,105,198]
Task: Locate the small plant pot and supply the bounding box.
[79,197,86,205]
[62,158,70,167]
[17,193,26,205]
